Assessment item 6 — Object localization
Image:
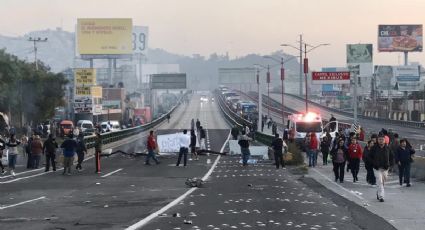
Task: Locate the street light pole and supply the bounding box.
[267,65,271,118]
[280,57,285,126]
[304,43,309,112]
[299,35,303,97]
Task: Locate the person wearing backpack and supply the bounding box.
[238,131,252,166]
[76,133,87,171]
[43,134,58,172]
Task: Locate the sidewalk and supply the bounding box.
[306,160,425,230]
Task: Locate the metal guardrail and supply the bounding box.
[216,90,274,145]
[83,98,183,149]
[284,93,425,129]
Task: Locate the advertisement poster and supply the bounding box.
[347,44,373,63]
[378,25,423,52]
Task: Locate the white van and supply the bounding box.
[100,121,120,133]
[76,120,94,135]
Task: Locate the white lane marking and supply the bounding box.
[0,168,44,179]
[0,196,46,210]
[101,168,123,178]
[126,130,231,230]
[311,168,366,202]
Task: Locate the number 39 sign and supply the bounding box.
[132,26,149,55]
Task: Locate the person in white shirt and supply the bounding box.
[176,129,190,167]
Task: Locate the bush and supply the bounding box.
[285,141,305,166]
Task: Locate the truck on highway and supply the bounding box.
[287,112,323,143]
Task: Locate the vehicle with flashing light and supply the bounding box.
[287,112,323,143]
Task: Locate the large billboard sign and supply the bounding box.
[151,73,187,89]
[312,72,350,84]
[378,25,423,52]
[374,66,394,90]
[394,65,420,91]
[77,18,133,55]
[132,26,149,56]
[347,44,373,63]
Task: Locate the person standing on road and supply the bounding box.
[94,132,102,173]
[176,129,190,167]
[145,130,160,165]
[370,134,392,202]
[0,135,6,174]
[231,125,239,140]
[196,119,201,131]
[238,130,252,166]
[43,134,58,172]
[329,114,336,132]
[348,138,363,182]
[6,134,21,176]
[331,138,348,183]
[189,129,198,161]
[31,135,43,169]
[320,136,330,166]
[306,133,319,167]
[166,114,171,123]
[271,133,286,169]
[191,119,195,131]
[199,126,206,153]
[25,134,34,169]
[60,134,78,175]
[363,140,376,185]
[395,139,415,187]
[76,133,87,171]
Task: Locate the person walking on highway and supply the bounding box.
[43,134,58,172]
[395,139,415,187]
[329,114,336,132]
[176,129,190,167]
[348,138,363,182]
[166,114,170,123]
[60,134,78,175]
[370,134,392,202]
[0,135,6,174]
[261,119,265,132]
[6,134,21,176]
[145,130,160,165]
[306,132,319,167]
[238,130,252,166]
[270,133,286,169]
[31,135,43,169]
[189,129,198,161]
[76,133,87,171]
[363,140,376,185]
[94,132,102,173]
[320,136,330,166]
[25,134,34,169]
[191,119,195,131]
[331,138,348,183]
[231,125,239,140]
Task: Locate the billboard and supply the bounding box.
[73,97,93,114]
[374,66,394,90]
[151,73,187,89]
[91,86,103,98]
[133,26,149,56]
[75,68,96,85]
[77,18,133,55]
[347,44,373,63]
[378,25,423,52]
[312,72,350,84]
[394,65,420,91]
[218,68,257,84]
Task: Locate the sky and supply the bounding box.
[0,0,424,69]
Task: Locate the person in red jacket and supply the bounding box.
[308,132,319,167]
[348,138,363,182]
[145,130,160,165]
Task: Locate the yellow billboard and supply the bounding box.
[75,86,92,96]
[91,86,103,98]
[77,18,133,55]
[75,68,96,85]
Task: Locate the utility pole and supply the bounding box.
[304,43,309,112]
[266,65,271,117]
[28,37,48,71]
[299,35,303,96]
[280,57,285,126]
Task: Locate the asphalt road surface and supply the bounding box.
[143,157,395,230]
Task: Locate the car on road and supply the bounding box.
[200,95,209,102]
[59,120,74,137]
[76,120,95,136]
[100,120,121,133]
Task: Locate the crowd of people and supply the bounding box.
[305,127,415,202]
[0,130,102,176]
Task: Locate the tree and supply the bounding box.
[0,49,68,128]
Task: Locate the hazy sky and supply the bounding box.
[1,0,424,69]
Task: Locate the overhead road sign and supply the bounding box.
[151,73,187,89]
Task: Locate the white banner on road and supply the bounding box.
[229,140,269,159]
[157,133,189,153]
